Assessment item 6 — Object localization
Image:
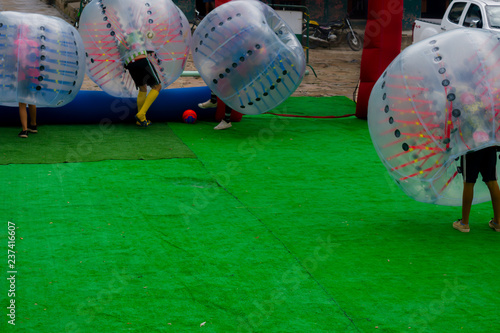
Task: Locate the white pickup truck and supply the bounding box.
[412,0,500,43]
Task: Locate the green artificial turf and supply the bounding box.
[1,96,500,332]
[0,123,195,164]
[269,96,356,117]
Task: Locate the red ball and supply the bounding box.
[182,109,197,124]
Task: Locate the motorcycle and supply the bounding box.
[302,14,363,51]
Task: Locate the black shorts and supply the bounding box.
[461,146,498,183]
[125,58,161,88]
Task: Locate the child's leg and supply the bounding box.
[137,89,147,112]
[27,104,38,133]
[28,105,36,124]
[210,91,217,104]
[214,104,233,130]
[461,182,475,225]
[223,104,231,123]
[19,103,28,131]
[136,84,161,122]
[486,180,500,224]
[198,91,218,109]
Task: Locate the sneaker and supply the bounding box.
[135,115,151,127]
[489,220,500,232]
[214,119,232,130]
[27,124,37,133]
[18,130,28,138]
[453,219,470,233]
[198,99,217,109]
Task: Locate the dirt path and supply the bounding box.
[293,47,361,98]
[81,46,363,100]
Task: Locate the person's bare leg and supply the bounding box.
[19,103,28,131]
[487,180,500,231]
[28,104,36,127]
[454,182,474,232]
[462,182,475,225]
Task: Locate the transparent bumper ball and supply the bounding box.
[368,29,500,206]
[0,11,86,107]
[192,0,306,115]
[78,0,191,97]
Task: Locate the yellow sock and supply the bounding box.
[136,89,159,122]
[137,91,147,112]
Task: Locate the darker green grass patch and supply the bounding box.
[0,123,195,164]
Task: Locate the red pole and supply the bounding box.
[355,0,404,119]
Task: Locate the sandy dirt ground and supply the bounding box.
[81,46,363,100]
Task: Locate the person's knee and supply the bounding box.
[153,84,162,92]
[486,180,499,190]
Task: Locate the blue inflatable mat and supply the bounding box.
[0,86,214,125]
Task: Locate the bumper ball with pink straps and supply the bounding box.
[368,29,500,206]
[0,11,85,107]
[78,0,191,98]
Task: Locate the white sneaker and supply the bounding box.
[214,120,232,130]
[198,100,217,109]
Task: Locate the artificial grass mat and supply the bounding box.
[268,96,356,117]
[0,123,195,164]
[169,116,500,332]
[1,96,500,332]
[1,159,353,332]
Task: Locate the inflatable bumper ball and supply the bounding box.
[192,0,306,115]
[0,11,86,107]
[368,29,500,206]
[78,0,191,97]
